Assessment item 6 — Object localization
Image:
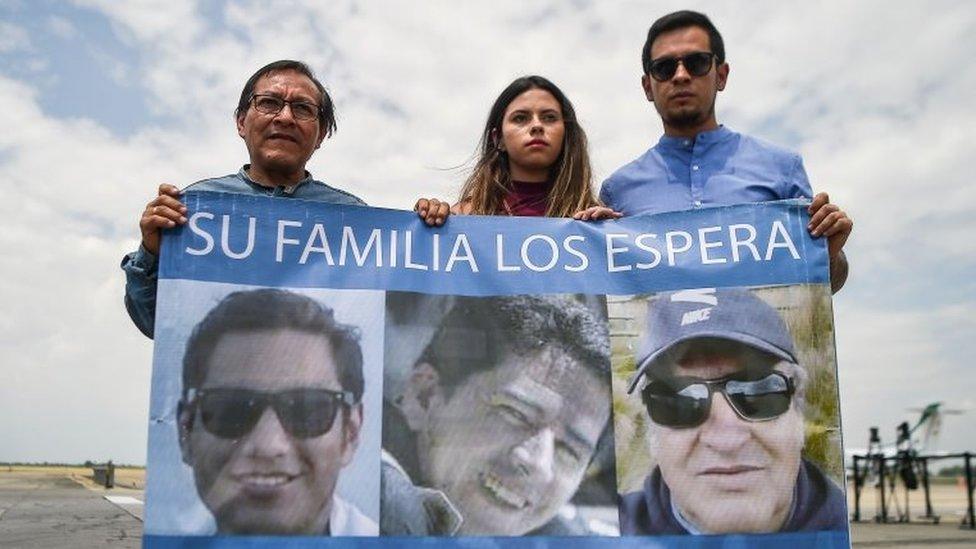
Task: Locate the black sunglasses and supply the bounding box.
[187,388,357,439]
[647,52,716,82]
[641,371,794,428]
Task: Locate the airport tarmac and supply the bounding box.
[847,478,976,547]
[0,469,142,548]
[1,468,975,547]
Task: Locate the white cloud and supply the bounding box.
[0,21,31,53]
[721,2,976,271]
[0,1,974,463]
[47,15,77,39]
[835,299,976,452]
[74,0,202,45]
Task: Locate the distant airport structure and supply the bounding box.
[849,403,973,530]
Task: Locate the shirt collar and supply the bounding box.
[669,479,798,535]
[670,497,703,535]
[237,164,314,195]
[657,125,732,150]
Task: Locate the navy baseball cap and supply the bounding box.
[627,288,798,393]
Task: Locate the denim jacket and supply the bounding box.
[120,166,364,338]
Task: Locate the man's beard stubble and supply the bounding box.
[662,97,716,131]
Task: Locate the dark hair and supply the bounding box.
[642,10,725,74]
[182,289,363,402]
[419,295,610,390]
[458,75,599,217]
[234,60,337,138]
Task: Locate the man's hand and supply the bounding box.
[808,192,852,293]
[414,198,450,227]
[573,206,623,221]
[807,192,852,260]
[140,184,187,256]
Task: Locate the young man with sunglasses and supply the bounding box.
[176,289,376,536]
[121,60,364,339]
[594,10,852,293]
[382,294,615,536]
[619,287,846,535]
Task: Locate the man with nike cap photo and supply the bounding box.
[618,287,846,535]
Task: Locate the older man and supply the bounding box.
[177,289,375,535]
[121,60,364,338]
[382,294,616,536]
[587,10,852,293]
[619,287,846,535]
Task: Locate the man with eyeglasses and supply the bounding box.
[618,287,847,535]
[121,60,365,338]
[382,294,615,536]
[592,10,853,293]
[176,288,376,535]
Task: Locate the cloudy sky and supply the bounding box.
[1,0,973,465]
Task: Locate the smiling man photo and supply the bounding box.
[619,287,846,535]
[176,288,376,535]
[381,294,616,536]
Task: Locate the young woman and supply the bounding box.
[416,75,618,225]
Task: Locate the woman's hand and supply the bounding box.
[572,206,622,221]
[414,198,451,227]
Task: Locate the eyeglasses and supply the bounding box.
[187,388,357,439]
[647,52,716,82]
[250,94,321,121]
[641,371,794,428]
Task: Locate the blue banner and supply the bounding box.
[147,530,850,548]
[159,192,828,293]
[147,192,848,548]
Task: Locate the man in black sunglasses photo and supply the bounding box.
[381,294,617,536]
[618,287,847,535]
[594,10,853,294]
[175,288,377,536]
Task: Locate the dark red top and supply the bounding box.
[502,180,553,217]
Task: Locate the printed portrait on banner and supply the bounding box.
[380,292,620,536]
[144,283,383,537]
[611,285,847,536]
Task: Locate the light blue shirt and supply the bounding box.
[120,166,364,338]
[599,126,812,216]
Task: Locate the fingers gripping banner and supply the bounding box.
[144,191,849,548]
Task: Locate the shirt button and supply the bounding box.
[692,165,699,171]
[684,140,691,146]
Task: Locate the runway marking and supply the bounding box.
[104,496,143,505]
